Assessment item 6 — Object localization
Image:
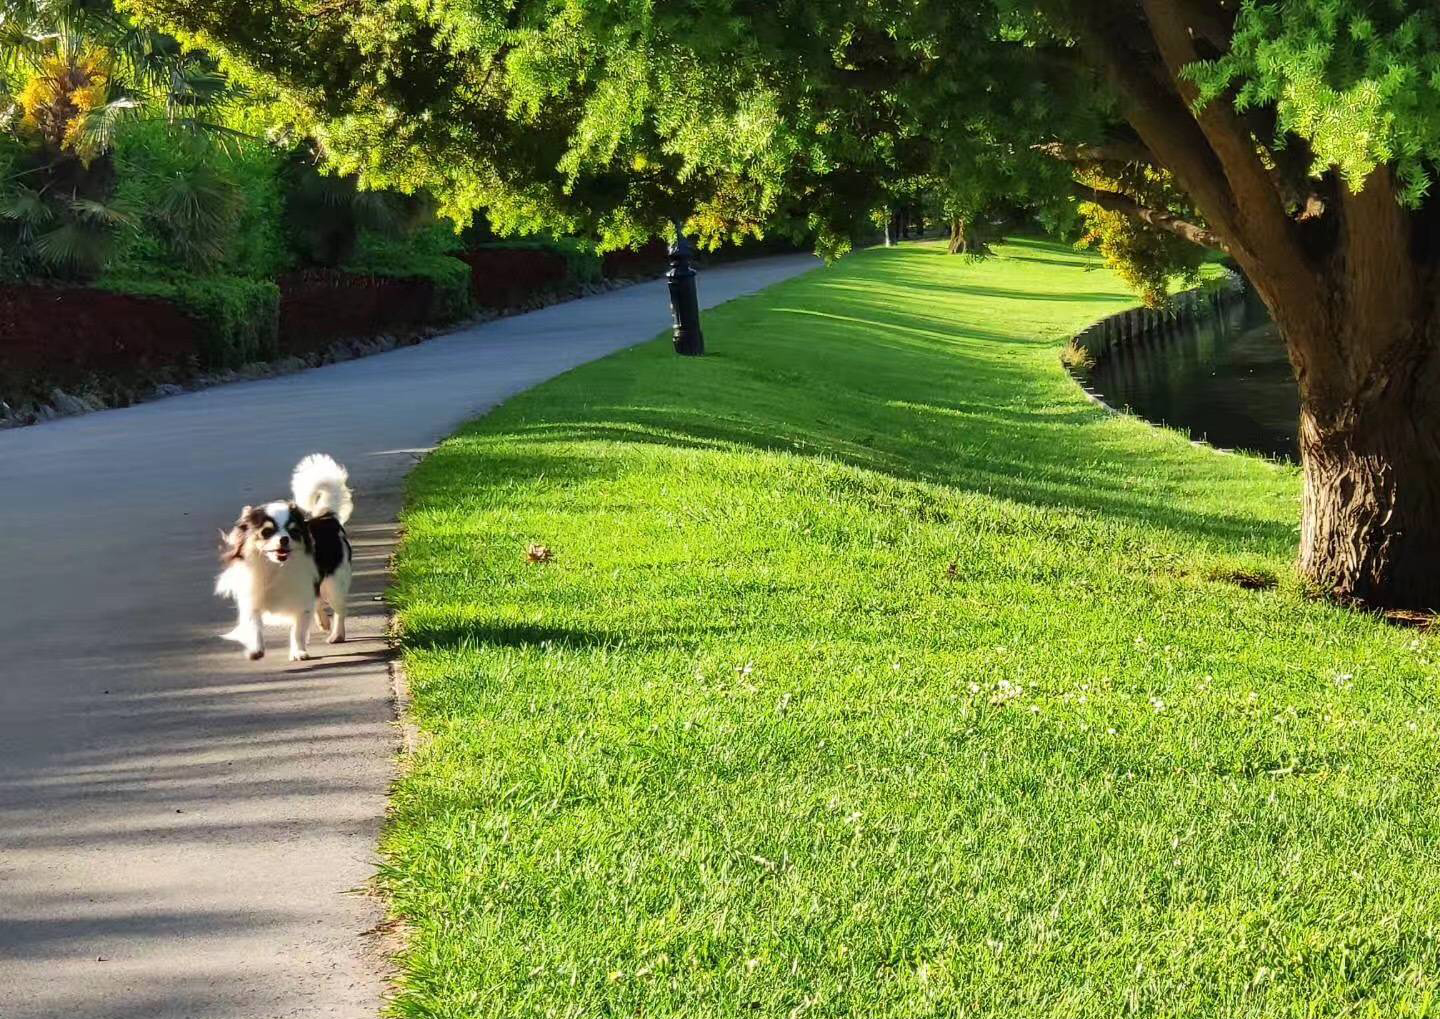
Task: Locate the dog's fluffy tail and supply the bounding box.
[292,453,353,523]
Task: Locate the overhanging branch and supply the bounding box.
[1079,185,1229,252]
[1035,140,1157,168]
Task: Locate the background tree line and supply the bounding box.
[19,0,1440,611]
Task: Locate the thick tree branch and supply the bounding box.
[1037,0,1246,250]
[1179,0,1236,53]
[1140,1,1316,304]
[1079,185,1228,252]
[1035,140,1157,167]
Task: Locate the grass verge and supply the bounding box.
[385,239,1439,1018]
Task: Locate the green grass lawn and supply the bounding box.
[384,239,1440,1018]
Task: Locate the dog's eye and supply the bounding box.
[260,526,275,538]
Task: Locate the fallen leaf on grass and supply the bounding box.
[526,543,554,563]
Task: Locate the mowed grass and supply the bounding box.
[384,240,1440,1018]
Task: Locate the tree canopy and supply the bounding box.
[115,0,1440,608]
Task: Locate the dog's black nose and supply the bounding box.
[278,535,290,547]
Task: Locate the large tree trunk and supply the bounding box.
[1296,338,1440,609]
[1049,2,1440,609]
[948,216,966,254]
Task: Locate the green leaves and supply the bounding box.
[150,164,238,267]
[1188,0,1440,198]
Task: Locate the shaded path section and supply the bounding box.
[0,254,818,1019]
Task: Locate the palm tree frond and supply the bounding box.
[68,194,135,228]
[0,184,53,226]
[32,218,107,272]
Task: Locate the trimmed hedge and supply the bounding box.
[278,269,451,353]
[474,238,602,285]
[0,285,200,407]
[601,238,669,278]
[341,249,472,323]
[99,274,281,369]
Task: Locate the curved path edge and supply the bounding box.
[0,253,820,1019]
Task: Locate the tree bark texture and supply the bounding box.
[1044,0,1440,608]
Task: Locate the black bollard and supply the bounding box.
[667,223,704,356]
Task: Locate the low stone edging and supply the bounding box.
[1061,271,1251,452]
[1067,271,1246,371]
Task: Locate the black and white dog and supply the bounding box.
[216,454,354,661]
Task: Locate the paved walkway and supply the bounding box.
[0,255,819,1019]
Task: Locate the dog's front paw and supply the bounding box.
[247,649,264,661]
[326,632,345,645]
[289,650,311,662]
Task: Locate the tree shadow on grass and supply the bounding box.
[401,618,736,654]
[403,620,628,652]
[423,239,1295,557]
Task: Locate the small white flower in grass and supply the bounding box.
[990,679,1023,705]
[746,958,761,972]
[1150,697,1166,712]
[738,661,755,676]
[968,682,981,695]
[1107,727,1117,735]
[1335,672,1354,687]
[1029,705,1040,714]
[892,662,901,671]
[1248,691,1259,702]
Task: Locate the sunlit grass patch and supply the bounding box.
[384,240,1440,1018]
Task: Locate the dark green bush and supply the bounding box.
[99,273,280,368]
[345,231,472,323]
[109,122,289,281]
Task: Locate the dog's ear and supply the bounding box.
[219,506,255,562]
[219,526,244,562]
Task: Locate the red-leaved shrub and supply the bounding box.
[601,239,668,279]
[458,249,570,308]
[0,286,200,407]
[277,270,437,355]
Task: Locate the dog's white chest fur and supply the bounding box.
[216,555,319,623]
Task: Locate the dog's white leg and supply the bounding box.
[313,603,329,633]
[289,614,311,661]
[322,573,349,644]
[240,612,264,661]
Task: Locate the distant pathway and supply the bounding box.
[0,254,819,1019]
